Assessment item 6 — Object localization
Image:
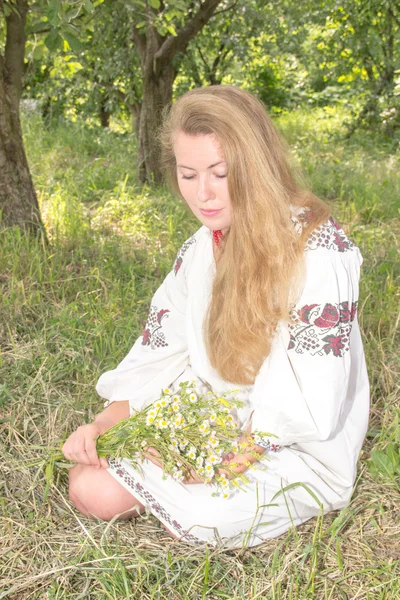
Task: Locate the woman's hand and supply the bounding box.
[144,447,203,484]
[62,400,130,468]
[143,432,265,484]
[62,423,109,469]
[218,434,265,479]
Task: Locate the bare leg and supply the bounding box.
[69,464,145,521]
[69,464,181,540]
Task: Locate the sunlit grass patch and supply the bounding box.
[278,107,400,221]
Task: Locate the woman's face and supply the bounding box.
[173,131,232,232]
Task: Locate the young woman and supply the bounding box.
[63,85,369,548]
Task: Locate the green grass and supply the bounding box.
[0,107,399,598]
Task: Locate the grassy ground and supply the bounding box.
[0,107,399,599]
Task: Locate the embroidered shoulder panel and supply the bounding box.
[306,217,355,253]
[288,301,358,357]
[173,235,197,275]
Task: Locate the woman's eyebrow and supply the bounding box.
[177,161,226,170]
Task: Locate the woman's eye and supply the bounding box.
[181,174,195,180]
[215,174,227,179]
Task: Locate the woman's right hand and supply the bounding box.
[62,423,109,469]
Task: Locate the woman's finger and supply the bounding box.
[183,469,203,484]
[144,447,163,468]
[146,447,161,458]
[84,435,101,468]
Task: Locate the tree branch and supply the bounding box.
[196,43,210,72]
[155,0,222,66]
[4,0,28,102]
[211,40,229,73]
[213,0,239,17]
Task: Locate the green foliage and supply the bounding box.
[16,0,400,133]
[369,443,400,490]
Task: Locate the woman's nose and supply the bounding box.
[197,177,215,202]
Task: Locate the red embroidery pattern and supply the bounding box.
[306,217,355,253]
[108,458,204,545]
[288,301,357,357]
[291,209,313,234]
[141,306,170,349]
[173,235,196,275]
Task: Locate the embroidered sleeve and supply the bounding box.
[288,300,358,357]
[250,247,367,447]
[96,233,197,410]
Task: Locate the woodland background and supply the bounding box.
[0,1,399,598]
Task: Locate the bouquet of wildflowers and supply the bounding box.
[47,381,273,499]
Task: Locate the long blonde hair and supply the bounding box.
[160,85,330,384]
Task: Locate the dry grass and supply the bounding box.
[0,109,399,598]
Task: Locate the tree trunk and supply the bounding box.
[99,97,111,128]
[137,65,175,183]
[132,0,223,184]
[0,0,45,236]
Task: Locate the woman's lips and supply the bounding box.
[200,208,222,217]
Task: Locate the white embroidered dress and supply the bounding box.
[96,218,370,548]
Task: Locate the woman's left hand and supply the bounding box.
[218,434,265,479]
[144,446,203,484]
[143,431,265,484]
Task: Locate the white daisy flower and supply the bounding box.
[174,414,185,428]
[179,439,189,450]
[199,420,210,436]
[206,454,222,466]
[208,436,219,448]
[172,402,180,412]
[172,395,180,403]
[196,456,204,468]
[172,469,184,482]
[163,388,171,394]
[189,393,197,403]
[204,464,215,478]
[186,446,197,460]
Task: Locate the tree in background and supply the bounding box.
[0,0,99,234]
[125,0,224,183]
[0,0,43,233]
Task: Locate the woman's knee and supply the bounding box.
[68,464,144,521]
